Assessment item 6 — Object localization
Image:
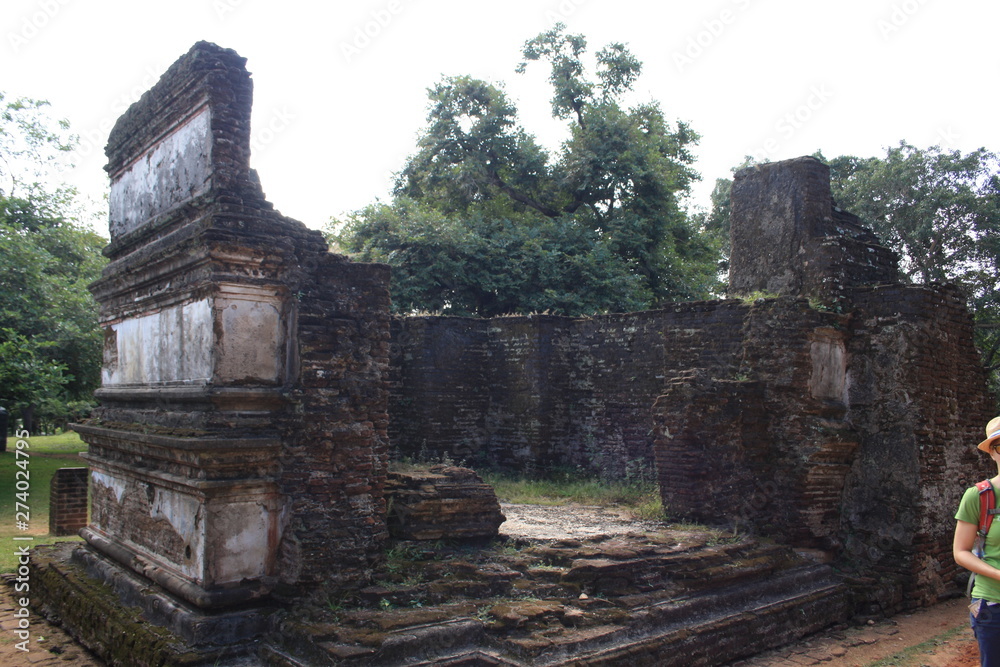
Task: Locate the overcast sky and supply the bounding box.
[3,0,998,234]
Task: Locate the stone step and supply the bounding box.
[302,563,848,666]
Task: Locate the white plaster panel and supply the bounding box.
[215,292,282,384]
[208,499,272,583]
[108,107,212,238]
[103,299,213,386]
[810,334,847,403]
[91,469,126,503]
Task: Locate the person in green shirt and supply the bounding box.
[955,416,1000,666]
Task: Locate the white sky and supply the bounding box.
[3,0,998,234]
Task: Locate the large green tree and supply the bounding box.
[0,93,107,432]
[826,143,1000,292]
[335,25,720,316]
[825,143,1000,387]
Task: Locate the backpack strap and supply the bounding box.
[975,480,998,555]
[977,480,997,533]
[969,480,998,597]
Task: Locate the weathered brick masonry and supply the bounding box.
[64,41,390,613]
[390,302,747,477]
[390,157,994,607]
[48,467,88,536]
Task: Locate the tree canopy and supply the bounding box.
[825,143,1000,388]
[825,143,1000,293]
[0,92,106,432]
[334,25,720,317]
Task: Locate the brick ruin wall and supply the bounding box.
[72,42,391,606]
[389,302,746,476]
[49,467,89,537]
[389,157,996,606]
[728,157,899,300]
[842,285,992,602]
[390,286,990,604]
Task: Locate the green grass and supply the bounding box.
[0,430,88,572]
[481,470,664,521]
[11,431,88,453]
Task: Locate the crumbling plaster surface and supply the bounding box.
[102,283,285,387]
[102,298,213,386]
[108,105,212,238]
[72,41,391,611]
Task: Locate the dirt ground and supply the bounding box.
[734,596,978,666]
[0,504,983,666]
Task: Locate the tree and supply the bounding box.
[825,143,1000,391]
[338,198,650,316]
[706,144,1000,400]
[0,93,75,199]
[825,143,1000,291]
[335,25,721,316]
[0,93,107,432]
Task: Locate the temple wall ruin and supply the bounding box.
[25,38,1000,667]
[71,42,391,613]
[389,157,995,606]
[390,303,747,476]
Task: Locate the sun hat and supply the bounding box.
[978,416,1000,453]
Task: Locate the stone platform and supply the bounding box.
[30,524,871,666]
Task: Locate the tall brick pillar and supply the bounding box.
[70,42,390,615]
[728,156,898,299]
[49,467,89,536]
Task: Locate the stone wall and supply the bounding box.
[70,42,390,613]
[389,157,994,606]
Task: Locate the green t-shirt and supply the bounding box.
[956,484,1000,602]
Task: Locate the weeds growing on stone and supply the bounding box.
[482,469,663,521]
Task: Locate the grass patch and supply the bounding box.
[10,431,87,453]
[482,470,663,521]
[0,430,88,572]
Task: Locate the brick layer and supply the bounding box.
[48,468,89,537]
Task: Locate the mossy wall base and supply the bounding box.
[30,543,271,666]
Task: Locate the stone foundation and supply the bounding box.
[76,42,390,605]
[385,466,505,541]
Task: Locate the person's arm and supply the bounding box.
[955,519,1000,581]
